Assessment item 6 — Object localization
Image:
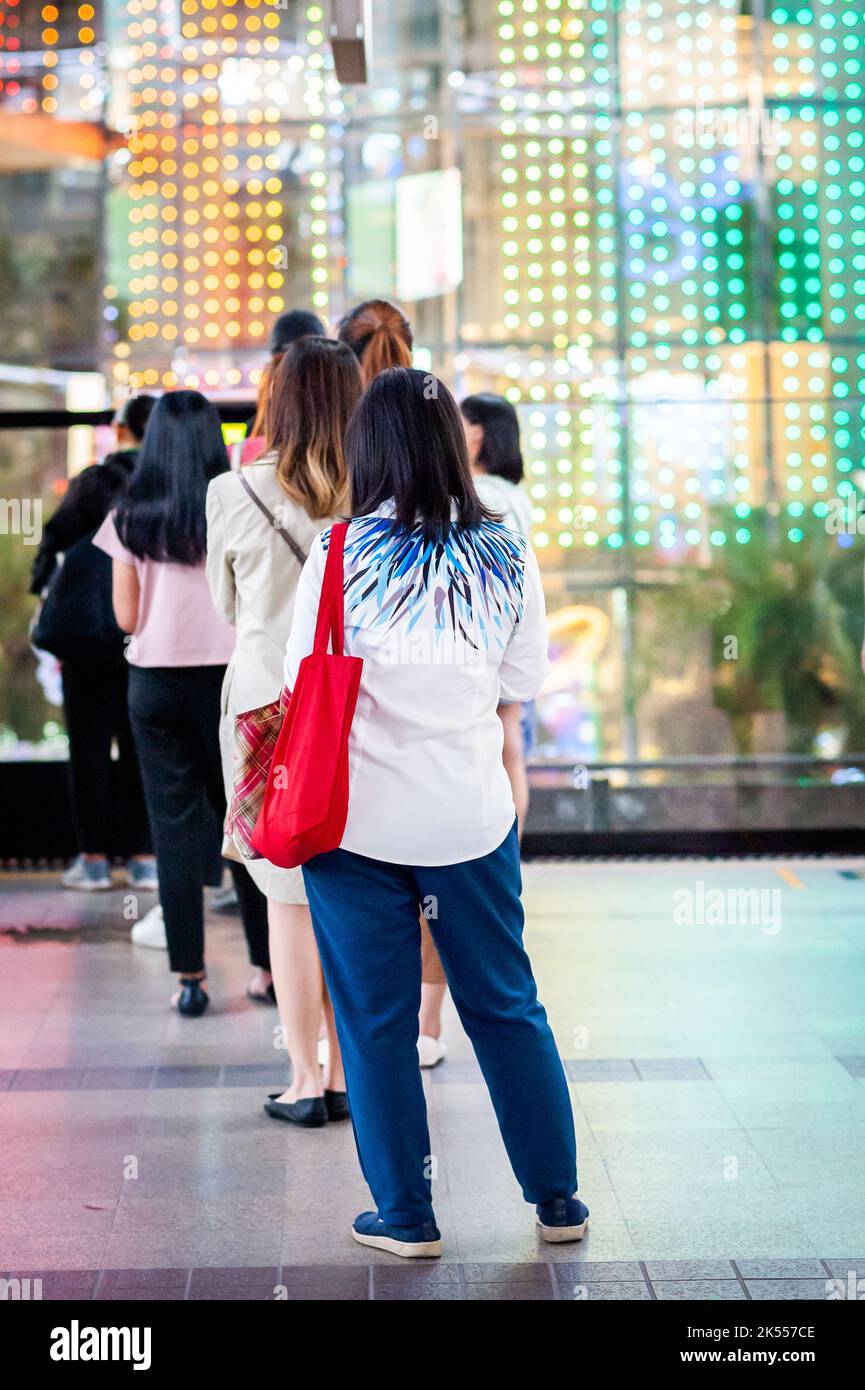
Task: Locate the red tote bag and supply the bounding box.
[250,521,362,869]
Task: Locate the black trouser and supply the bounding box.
[61,659,152,858]
[127,664,270,976]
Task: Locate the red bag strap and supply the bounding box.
[313,520,348,656]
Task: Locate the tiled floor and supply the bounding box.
[2,858,865,1301]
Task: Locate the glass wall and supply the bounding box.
[342,0,865,777]
[1,1,865,814]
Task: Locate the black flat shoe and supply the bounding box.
[246,983,277,1006]
[176,977,209,1018]
[324,1089,349,1122]
[264,1095,327,1127]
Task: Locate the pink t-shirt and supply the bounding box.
[94,513,236,668]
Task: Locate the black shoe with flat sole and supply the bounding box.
[264,1094,327,1127]
[324,1089,349,1122]
[176,978,209,1017]
[246,983,277,1006]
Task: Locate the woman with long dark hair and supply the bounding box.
[207,339,360,1125]
[337,299,448,1068]
[283,368,587,1256]
[94,390,272,1016]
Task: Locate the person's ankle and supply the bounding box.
[287,1066,324,1098]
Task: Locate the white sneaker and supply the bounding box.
[417,1035,448,1069]
[61,855,112,891]
[131,904,167,950]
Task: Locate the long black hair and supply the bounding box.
[114,390,228,564]
[460,393,524,485]
[346,367,497,542]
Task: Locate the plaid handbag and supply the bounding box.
[227,684,291,860]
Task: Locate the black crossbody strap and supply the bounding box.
[237,469,308,567]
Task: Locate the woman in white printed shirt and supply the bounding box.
[284,367,588,1258]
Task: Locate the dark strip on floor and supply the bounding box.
[1,1259,859,1302]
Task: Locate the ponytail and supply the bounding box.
[337,299,413,386]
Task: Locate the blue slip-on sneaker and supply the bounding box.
[352,1210,442,1259]
[537,1195,590,1243]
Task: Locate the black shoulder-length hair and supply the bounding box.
[460,392,524,484]
[114,390,228,565]
[345,368,497,542]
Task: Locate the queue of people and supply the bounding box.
[30,299,588,1257]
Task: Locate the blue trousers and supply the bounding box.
[302,823,577,1228]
